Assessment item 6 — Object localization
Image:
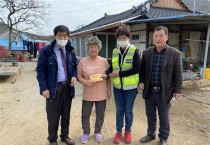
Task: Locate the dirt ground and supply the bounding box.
[0,62,210,145]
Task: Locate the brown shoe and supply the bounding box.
[61,137,75,145]
[50,142,58,145]
[140,135,155,143]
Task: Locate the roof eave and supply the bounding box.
[125,14,210,24]
[70,15,142,37]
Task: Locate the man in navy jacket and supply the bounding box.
[37,25,77,145]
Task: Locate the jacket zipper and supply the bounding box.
[119,48,128,90]
[50,50,58,102]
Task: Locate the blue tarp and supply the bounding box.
[0,38,25,50]
[0,37,76,50]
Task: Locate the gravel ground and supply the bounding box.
[0,62,209,145]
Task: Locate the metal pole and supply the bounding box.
[202,22,210,79]
[193,0,196,15]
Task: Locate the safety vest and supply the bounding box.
[112,45,139,90]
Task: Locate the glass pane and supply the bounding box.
[97,34,107,58]
[81,36,86,57]
[76,37,80,56]
[132,34,139,40]
[108,34,116,59]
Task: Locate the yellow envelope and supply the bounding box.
[90,74,103,82]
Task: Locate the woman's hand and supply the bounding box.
[85,80,95,87]
[107,88,112,99]
[110,70,119,78]
[101,74,107,80]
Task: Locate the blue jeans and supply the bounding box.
[113,87,138,133]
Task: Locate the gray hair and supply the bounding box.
[87,36,102,50]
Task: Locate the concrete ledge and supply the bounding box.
[183,79,210,89]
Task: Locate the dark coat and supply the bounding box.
[140,45,183,103]
[36,40,77,101]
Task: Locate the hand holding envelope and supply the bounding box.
[90,74,103,82]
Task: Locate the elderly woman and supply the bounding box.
[108,25,141,144]
[77,36,111,144]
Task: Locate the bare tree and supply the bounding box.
[0,0,51,50]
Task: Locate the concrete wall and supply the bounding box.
[183,79,210,89]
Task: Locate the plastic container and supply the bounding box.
[0,50,11,58]
[0,46,6,51]
[205,68,210,80]
[20,53,28,62]
[13,52,20,59]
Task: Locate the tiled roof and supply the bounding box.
[71,7,144,34]
[71,0,195,35]
[146,7,193,18]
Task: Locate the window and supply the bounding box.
[132,34,140,40]
[75,37,80,56]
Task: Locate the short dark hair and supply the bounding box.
[154,26,168,36]
[115,24,131,38]
[54,25,70,36]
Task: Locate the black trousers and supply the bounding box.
[82,100,106,135]
[46,84,72,143]
[145,88,171,141]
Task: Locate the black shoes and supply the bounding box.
[61,137,75,145]
[139,135,155,143]
[49,141,58,145]
[160,140,167,145]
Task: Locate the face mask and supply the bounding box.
[117,40,129,48]
[56,39,68,47]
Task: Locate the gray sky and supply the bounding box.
[43,0,146,35]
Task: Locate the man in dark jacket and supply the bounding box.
[139,26,182,145]
[37,25,77,145]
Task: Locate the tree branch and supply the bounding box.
[1,0,51,50]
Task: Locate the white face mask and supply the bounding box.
[56,39,68,47]
[117,40,129,48]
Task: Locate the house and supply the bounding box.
[70,0,210,78]
[70,0,197,59]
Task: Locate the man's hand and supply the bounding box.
[85,80,95,87]
[70,77,77,87]
[173,93,181,100]
[42,90,50,99]
[138,83,144,90]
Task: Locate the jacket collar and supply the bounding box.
[117,43,132,55]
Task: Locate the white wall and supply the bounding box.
[131,23,147,55]
[189,31,201,58]
[149,31,180,49]
[168,33,179,49]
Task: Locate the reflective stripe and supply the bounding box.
[112,53,119,57]
[126,52,135,56]
[123,85,138,90]
[122,67,132,71]
[113,84,121,89]
[113,67,132,71]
